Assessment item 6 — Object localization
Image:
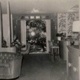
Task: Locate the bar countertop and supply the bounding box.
[73,45,79,49]
[68,45,80,51]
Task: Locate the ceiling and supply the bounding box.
[0,0,79,14]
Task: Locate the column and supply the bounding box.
[45,19,51,53]
[21,20,26,50]
[2,1,11,47]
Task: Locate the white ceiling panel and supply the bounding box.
[0,0,79,14]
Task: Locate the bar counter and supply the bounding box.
[67,45,80,80]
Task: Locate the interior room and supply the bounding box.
[0,0,79,80]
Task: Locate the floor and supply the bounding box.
[17,54,67,80]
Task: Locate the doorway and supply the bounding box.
[20,16,51,54]
[26,19,47,53]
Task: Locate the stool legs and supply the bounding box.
[52,48,59,61]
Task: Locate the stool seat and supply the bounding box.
[51,46,59,48]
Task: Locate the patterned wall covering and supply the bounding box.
[57,12,79,36]
[57,13,67,34]
[67,12,79,36]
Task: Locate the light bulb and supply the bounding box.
[31,31,35,36]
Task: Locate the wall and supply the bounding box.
[57,11,79,37]
[67,12,79,36]
[50,15,57,40]
[0,3,2,47]
[13,14,57,41]
[57,13,67,34]
[46,14,57,40]
[79,0,80,20]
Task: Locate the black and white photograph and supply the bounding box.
[0,0,79,80]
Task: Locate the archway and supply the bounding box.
[20,17,51,54]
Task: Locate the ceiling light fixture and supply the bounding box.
[31,8,40,13]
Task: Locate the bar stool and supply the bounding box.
[48,41,59,61]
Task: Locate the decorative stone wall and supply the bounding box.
[67,12,79,36]
[57,11,79,37]
[57,13,67,34]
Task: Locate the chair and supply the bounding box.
[0,47,22,79]
[0,52,22,79]
[48,40,59,61]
